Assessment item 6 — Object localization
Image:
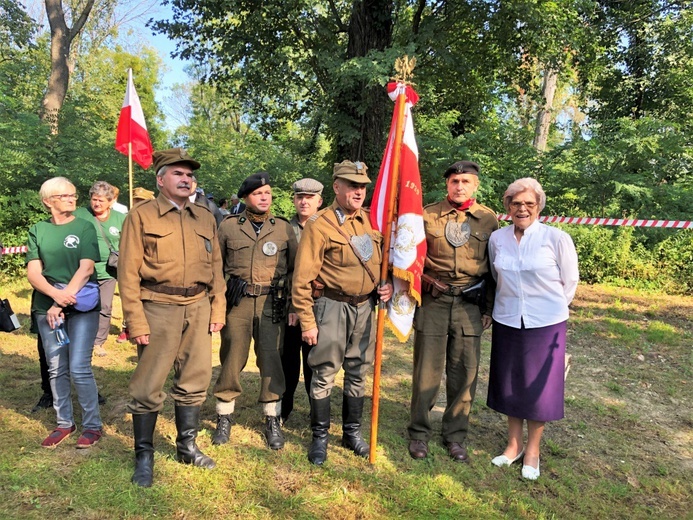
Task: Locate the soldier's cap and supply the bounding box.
[132,187,155,201]
[332,160,371,184]
[292,178,324,195]
[444,160,479,178]
[238,171,271,198]
[152,148,201,173]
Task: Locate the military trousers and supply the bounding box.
[213,293,286,404]
[408,292,483,444]
[128,298,212,414]
[308,296,376,400]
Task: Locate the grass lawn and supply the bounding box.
[0,279,691,519]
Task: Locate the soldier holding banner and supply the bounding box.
[292,160,393,466]
[407,160,498,462]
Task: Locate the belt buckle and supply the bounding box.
[183,285,198,297]
[250,283,263,296]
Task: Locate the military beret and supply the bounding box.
[132,187,155,201]
[333,160,371,184]
[444,160,480,178]
[292,178,324,195]
[152,148,201,173]
[238,171,271,198]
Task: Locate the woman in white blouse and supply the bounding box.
[487,178,579,480]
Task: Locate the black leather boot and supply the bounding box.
[132,412,157,487]
[341,395,369,458]
[308,396,330,465]
[174,405,216,469]
[212,414,233,445]
[265,416,285,450]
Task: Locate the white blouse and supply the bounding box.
[488,221,579,329]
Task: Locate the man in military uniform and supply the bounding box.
[212,171,298,450]
[407,160,498,462]
[292,160,393,465]
[280,178,324,423]
[118,148,226,487]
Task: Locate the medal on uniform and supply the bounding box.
[263,241,278,256]
[445,221,471,247]
[351,234,373,261]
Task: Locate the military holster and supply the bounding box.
[311,279,325,299]
[271,278,287,324]
[422,274,487,314]
[225,277,247,307]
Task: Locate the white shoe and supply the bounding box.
[522,459,540,480]
[491,449,525,467]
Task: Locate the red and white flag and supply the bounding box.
[115,69,153,169]
[370,82,427,342]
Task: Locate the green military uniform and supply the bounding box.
[118,193,226,413]
[212,210,297,407]
[408,198,498,447]
[292,201,383,399]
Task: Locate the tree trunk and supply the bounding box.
[333,0,394,166]
[533,67,558,152]
[40,0,96,134]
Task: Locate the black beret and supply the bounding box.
[444,160,480,178]
[238,171,271,198]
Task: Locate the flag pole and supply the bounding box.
[128,141,134,209]
[369,86,407,464]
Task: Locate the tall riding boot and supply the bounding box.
[308,396,330,465]
[132,412,158,487]
[341,395,369,458]
[174,405,216,469]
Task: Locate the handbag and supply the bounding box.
[0,298,21,332]
[53,281,100,312]
[95,217,119,278]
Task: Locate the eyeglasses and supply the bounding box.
[510,201,537,209]
[52,193,79,201]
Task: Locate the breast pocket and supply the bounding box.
[429,229,447,257]
[327,233,352,267]
[262,240,288,275]
[195,226,214,264]
[370,231,383,266]
[467,232,489,261]
[143,225,175,263]
[225,239,251,268]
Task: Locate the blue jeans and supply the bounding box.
[36,310,102,431]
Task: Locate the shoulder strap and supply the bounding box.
[323,213,377,285]
[94,217,116,253]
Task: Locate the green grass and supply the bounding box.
[1,281,692,519]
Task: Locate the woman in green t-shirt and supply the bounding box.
[74,181,126,357]
[26,177,103,449]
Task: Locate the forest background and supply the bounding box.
[1,0,692,293]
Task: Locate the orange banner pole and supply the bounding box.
[369,90,407,464]
[128,142,134,209]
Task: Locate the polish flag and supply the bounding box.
[370,82,427,342]
[115,69,153,169]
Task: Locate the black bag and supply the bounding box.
[0,298,21,332]
[106,250,119,278]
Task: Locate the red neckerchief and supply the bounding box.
[447,197,475,212]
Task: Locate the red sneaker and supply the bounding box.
[116,329,130,343]
[41,425,76,448]
[76,429,102,449]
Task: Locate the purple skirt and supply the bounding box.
[487,320,567,422]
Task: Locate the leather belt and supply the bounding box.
[142,281,207,297]
[322,287,373,306]
[245,283,273,297]
[422,273,471,296]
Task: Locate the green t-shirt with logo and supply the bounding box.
[73,206,126,280]
[26,217,101,314]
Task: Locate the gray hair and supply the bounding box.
[39,177,75,209]
[502,177,546,212]
[89,181,116,201]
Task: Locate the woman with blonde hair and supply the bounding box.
[26,177,103,448]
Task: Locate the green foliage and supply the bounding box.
[0,190,47,280]
[656,231,693,294]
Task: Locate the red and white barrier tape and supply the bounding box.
[497,215,692,229]
[1,246,28,254]
[1,215,691,255]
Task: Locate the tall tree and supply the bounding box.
[41,0,96,132]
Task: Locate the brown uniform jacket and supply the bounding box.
[292,202,383,331]
[118,193,226,338]
[217,211,297,287]
[423,199,498,310]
